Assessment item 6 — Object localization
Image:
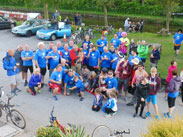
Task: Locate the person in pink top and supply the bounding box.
[165,61,177,100]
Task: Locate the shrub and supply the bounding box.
[36,126,89,137]
[142,115,183,137]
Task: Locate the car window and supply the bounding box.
[47,23,58,29]
[34,21,41,26]
[23,21,34,26]
[0,17,4,22]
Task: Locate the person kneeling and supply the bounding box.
[102,91,118,118]
[92,88,103,112]
[27,68,42,96]
[69,76,85,101]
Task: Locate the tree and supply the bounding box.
[158,0,180,32]
[95,0,115,26]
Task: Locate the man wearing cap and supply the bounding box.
[128,49,141,66]
[87,45,100,74]
[96,35,108,55]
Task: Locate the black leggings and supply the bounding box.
[168,97,176,108]
[135,99,145,116]
[92,105,101,112]
[105,108,115,114]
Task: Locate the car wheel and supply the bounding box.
[50,34,56,41]
[26,31,32,37]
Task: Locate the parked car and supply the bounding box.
[36,22,72,41]
[0,15,16,29]
[11,19,49,37]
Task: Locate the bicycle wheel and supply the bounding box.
[91,125,114,137]
[10,109,26,129]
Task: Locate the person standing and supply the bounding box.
[164,70,181,119]
[128,49,141,66]
[124,18,130,33]
[173,29,183,57]
[74,13,79,26]
[3,49,21,95]
[117,28,123,39]
[78,13,82,26]
[119,32,130,55]
[21,44,34,86]
[110,33,121,49]
[101,47,112,70]
[87,45,100,74]
[14,45,24,82]
[150,45,160,69]
[60,43,71,67]
[165,61,177,100]
[137,40,149,63]
[96,35,108,55]
[34,42,47,87]
[81,35,91,50]
[180,68,183,106]
[140,19,144,33]
[46,46,61,77]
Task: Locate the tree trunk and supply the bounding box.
[140,0,145,5]
[104,3,108,27]
[44,3,49,20]
[166,11,171,32]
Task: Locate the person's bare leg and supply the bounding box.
[153,104,159,116]
[10,84,15,91]
[165,93,168,98]
[125,91,128,97]
[169,107,175,116]
[146,102,150,112]
[80,92,84,97]
[24,73,27,81]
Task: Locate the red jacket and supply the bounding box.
[69,48,84,66]
[118,61,131,79]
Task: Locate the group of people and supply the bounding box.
[3,28,183,118]
[124,17,144,33]
[74,13,82,26]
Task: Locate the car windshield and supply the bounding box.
[47,23,58,29]
[22,20,34,26]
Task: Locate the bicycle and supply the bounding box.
[71,27,85,44]
[91,125,130,137]
[0,86,26,129]
[48,106,76,134]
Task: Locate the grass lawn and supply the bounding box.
[84,31,182,78]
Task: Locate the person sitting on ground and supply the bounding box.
[92,88,103,112]
[164,69,181,119]
[133,78,150,119]
[135,22,141,32]
[102,91,118,118]
[119,32,130,55]
[145,67,161,120]
[87,71,99,93]
[137,40,149,63]
[69,75,85,101]
[101,47,112,70]
[96,35,108,55]
[27,68,42,96]
[48,64,63,100]
[129,38,137,54]
[150,45,160,69]
[110,33,121,49]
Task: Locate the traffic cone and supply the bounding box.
[63,33,67,42]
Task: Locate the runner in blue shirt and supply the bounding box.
[111,49,119,71]
[48,64,63,100]
[110,34,121,49]
[96,35,108,55]
[60,43,71,66]
[81,35,91,50]
[34,42,47,86]
[69,76,85,101]
[101,47,112,69]
[21,44,34,86]
[87,45,100,74]
[46,42,54,71]
[129,49,141,66]
[117,28,123,39]
[173,29,183,57]
[57,41,64,54]
[64,69,79,96]
[104,70,118,91]
[46,46,61,77]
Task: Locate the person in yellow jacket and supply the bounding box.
[137,40,149,63]
[119,32,130,55]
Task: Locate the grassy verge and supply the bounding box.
[1,5,183,26]
[87,31,182,78]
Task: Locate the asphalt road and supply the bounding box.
[0,29,182,137]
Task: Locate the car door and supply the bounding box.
[0,16,9,29]
[31,21,42,34]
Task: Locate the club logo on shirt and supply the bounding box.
[58,74,61,77]
[92,53,94,56]
[108,81,111,84]
[104,55,107,58]
[65,52,68,55]
[26,53,29,55]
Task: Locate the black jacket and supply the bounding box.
[136,83,150,99]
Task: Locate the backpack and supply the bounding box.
[2,56,10,70]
